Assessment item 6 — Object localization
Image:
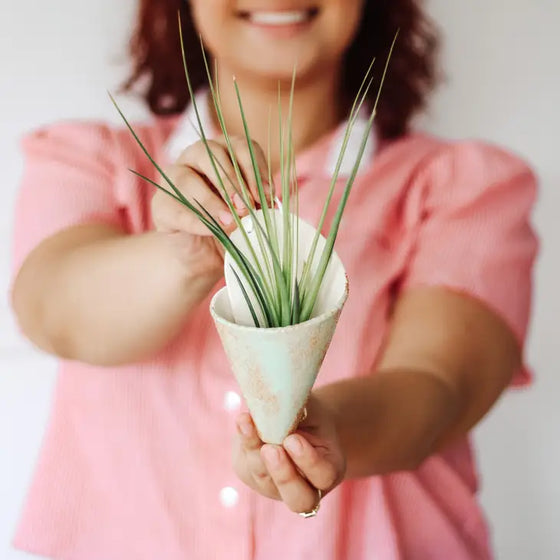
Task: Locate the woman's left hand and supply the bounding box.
[233,393,346,515]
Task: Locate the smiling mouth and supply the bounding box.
[238,8,319,26]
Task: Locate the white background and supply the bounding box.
[1,1,558,558]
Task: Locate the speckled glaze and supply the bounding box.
[210,281,348,444]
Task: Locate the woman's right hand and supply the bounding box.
[151,136,271,285]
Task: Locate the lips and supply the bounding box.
[238,8,319,26]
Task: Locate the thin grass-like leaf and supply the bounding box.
[193,199,276,326]
[231,266,261,327]
[127,169,184,205]
[179,24,287,325]
[191,120,290,326]
[233,79,292,325]
[288,118,300,319]
[297,57,377,298]
[187,121,280,317]
[109,94,191,207]
[276,86,293,325]
[113,11,397,328]
[199,44,290,325]
[283,66,298,324]
[232,79,273,220]
[291,279,301,324]
[127,149,274,327]
[301,32,399,320]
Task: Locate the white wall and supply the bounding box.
[1,1,558,558]
[426,2,560,557]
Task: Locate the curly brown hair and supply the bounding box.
[123,0,440,139]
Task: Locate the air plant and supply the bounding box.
[110,16,397,329]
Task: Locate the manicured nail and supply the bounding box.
[238,419,253,438]
[284,435,304,457]
[233,194,245,211]
[219,211,233,226]
[263,445,281,468]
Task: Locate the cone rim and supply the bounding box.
[210,275,348,333]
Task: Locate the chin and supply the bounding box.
[233,49,324,85]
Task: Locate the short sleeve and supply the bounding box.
[402,141,539,385]
[11,122,124,277]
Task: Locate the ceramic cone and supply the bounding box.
[210,208,348,444]
[210,285,346,444]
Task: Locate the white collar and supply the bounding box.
[164,89,376,178]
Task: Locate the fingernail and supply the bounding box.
[284,435,304,457]
[219,211,233,226]
[233,194,245,211]
[238,419,253,438]
[263,445,281,468]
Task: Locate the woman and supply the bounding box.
[10,0,538,558]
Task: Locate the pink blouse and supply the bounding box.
[10,96,538,559]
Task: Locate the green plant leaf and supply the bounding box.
[230,266,261,328]
[111,11,398,329]
[301,32,399,321]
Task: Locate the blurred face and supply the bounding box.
[189,0,366,82]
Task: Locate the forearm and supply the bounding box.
[314,368,462,479]
[13,226,219,365]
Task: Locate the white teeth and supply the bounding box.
[248,10,309,26]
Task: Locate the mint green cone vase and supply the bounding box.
[210,209,348,444]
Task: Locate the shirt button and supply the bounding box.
[223,390,241,412]
[219,486,239,508]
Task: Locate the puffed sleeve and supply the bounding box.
[402,141,539,385]
[11,121,125,276]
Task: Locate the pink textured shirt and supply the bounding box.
[10,96,538,559]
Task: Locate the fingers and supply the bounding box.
[151,166,235,236]
[234,413,279,499]
[236,412,262,452]
[154,136,273,237]
[283,434,341,492]
[177,137,273,209]
[176,140,247,209]
[234,413,341,513]
[218,136,273,207]
[261,444,320,514]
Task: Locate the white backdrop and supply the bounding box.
[1,1,558,558]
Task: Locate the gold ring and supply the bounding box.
[299,488,322,519]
